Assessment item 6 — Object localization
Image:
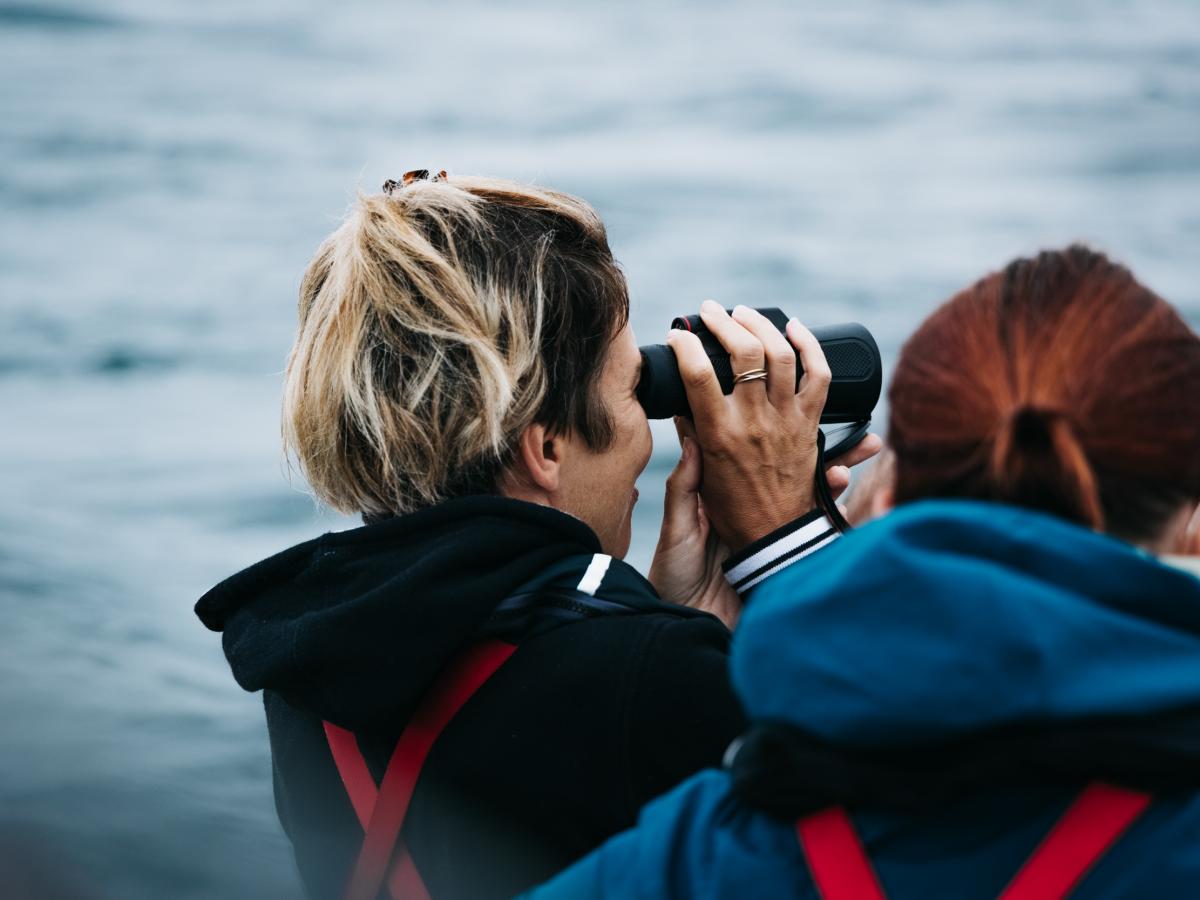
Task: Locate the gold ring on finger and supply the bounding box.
[732,368,768,386]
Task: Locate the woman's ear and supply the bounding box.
[1185,501,1200,557]
[1155,500,1200,557]
[846,448,895,526]
[869,478,895,522]
[511,422,562,496]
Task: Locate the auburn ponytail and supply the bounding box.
[889,246,1200,544]
[988,406,1103,530]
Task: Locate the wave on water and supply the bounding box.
[0,3,124,30]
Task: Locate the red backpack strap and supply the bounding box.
[325,722,379,827]
[999,782,1151,900]
[794,783,1151,900]
[324,638,517,900]
[795,807,888,900]
[324,723,428,900]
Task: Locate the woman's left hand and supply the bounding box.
[649,418,884,630]
[649,418,742,629]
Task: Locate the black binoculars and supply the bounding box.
[637,308,882,423]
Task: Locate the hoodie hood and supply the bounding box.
[733,500,1200,747]
[196,496,600,733]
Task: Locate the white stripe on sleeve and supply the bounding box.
[734,532,840,593]
[576,553,612,596]
[724,515,836,589]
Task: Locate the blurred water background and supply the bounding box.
[1,0,1198,896]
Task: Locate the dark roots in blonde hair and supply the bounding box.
[889,245,1200,544]
[284,175,629,518]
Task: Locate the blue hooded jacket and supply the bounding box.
[528,501,1200,899]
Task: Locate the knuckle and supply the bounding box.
[769,349,795,369]
[745,422,770,446]
[732,342,764,364]
[683,367,713,390]
[708,429,737,453]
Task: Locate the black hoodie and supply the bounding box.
[195,496,745,899]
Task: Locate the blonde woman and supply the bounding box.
[196,172,873,899]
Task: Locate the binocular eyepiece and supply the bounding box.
[637,308,882,423]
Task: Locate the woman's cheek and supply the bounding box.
[631,402,653,473]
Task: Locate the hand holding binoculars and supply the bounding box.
[637,307,882,425]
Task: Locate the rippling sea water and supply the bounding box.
[1,0,1197,896]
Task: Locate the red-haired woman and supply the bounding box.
[530,246,1200,899]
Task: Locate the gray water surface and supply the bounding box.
[2,1,1198,896]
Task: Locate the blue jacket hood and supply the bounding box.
[732,500,1200,746]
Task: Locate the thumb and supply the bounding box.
[660,437,701,541]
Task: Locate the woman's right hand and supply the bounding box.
[648,419,743,629]
[667,302,832,551]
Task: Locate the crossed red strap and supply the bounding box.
[327,635,1147,900]
[796,781,1152,900]
[324,639,518,900]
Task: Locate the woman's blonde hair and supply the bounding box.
[284,174,629,518]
